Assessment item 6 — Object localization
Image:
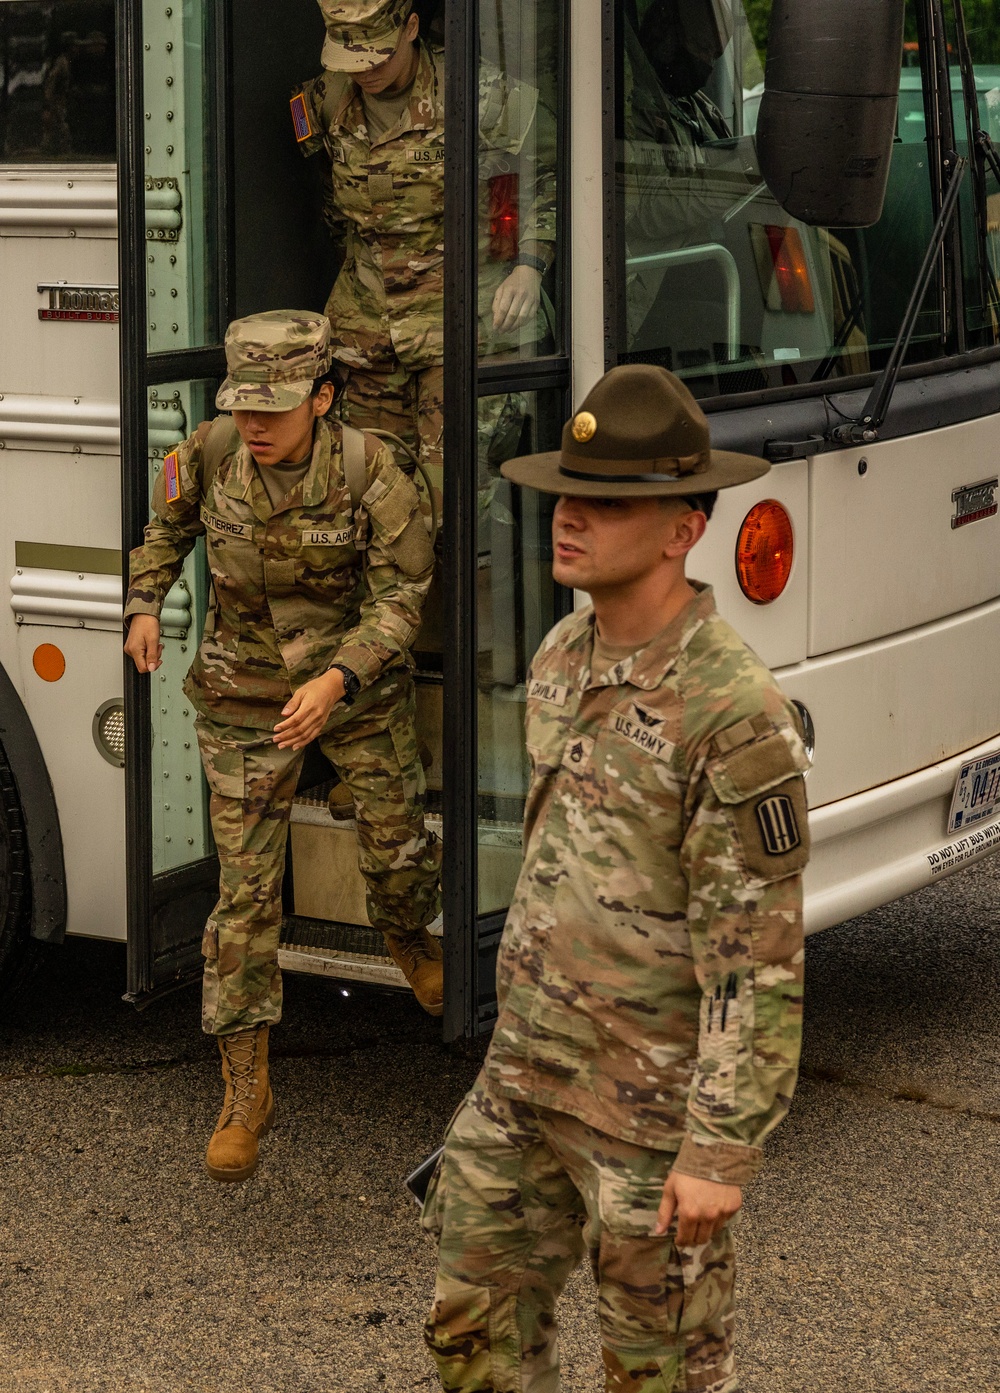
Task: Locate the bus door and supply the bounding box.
[118,0,333,1000]
[118,0,571,1034]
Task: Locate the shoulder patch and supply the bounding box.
[730,776,809,882]
[163,451,180,503]
[290,91,313,142]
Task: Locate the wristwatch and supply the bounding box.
[515,251,547,275]
[330,663,360,703]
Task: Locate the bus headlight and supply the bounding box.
[93,699,125,768]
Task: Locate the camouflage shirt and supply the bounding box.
[484,585,810,1186]
[124,416,433,730]
[295,41,558,370]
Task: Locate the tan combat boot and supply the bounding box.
[205,1024,275,1182]
[386,927,444,1017]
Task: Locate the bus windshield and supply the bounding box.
[614,0,1000,400]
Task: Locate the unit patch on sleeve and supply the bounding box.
[163,451,180,503]
[302,527,354,547]
[290,92,313,143]
[528,677,569,707]
[756,793,801,855]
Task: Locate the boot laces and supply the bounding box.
[220,1030,260,1130]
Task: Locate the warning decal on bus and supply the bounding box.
[927,819,1000,878]
[290,93,312,143]
[163,452,180,502]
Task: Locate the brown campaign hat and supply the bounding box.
[500,364,770,497]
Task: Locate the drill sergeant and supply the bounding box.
[422,365,810,1392]
[124,311,441,1183]
[292,0,558,530]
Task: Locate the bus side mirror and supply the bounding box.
[755,0,906,227]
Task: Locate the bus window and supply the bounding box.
[142,0,220,353]
[476,387,562,913]
[478,2,562,362]
[146,379,215,878]
[0,1,115,163]
[944,1,1000,348]
[615,0,942,396]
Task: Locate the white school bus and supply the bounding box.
[1,0,1000,1038]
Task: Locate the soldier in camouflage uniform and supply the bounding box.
[124,311,442,1183]
[421,365,810,1391]
[293,0,558,532]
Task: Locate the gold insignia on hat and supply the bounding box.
[571,411,597,443]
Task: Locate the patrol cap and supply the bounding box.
[500,364,770,497]
[216,311,333,413]
[319,0,412,73]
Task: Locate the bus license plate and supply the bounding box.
[948,748,1000,834]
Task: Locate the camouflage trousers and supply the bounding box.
[422,1077,737,1393]
[195,672,441,1036]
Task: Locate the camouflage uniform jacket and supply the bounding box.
[124,417,433,731]
[484,585,810,1187]
[295,41,557,370]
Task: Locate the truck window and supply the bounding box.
[615,0,943,398]
[0,1,115,164]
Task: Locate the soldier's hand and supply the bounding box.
[492,265,542,334]
[273,670,346,750]
[124,615,163,673]
[655,1171,741,1248]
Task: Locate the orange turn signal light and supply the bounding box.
[736,500,794,604]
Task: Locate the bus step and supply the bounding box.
[278,914,406,990]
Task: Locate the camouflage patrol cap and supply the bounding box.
[501,364,770,497]
[216,311,333,413]
[319,0,413,73]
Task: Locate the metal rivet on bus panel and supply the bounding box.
[172,324,179,333]
[170,289,178,298]
[187,838,194,845]
[144,111,150,120]
[68,229,76,238]
[67,180,73,188]
[166,77,174,87]
[162,740,168,747]
[145,146,152,156]
[166,145,174,155]
[185,773,192,781]
[184,741,190,749]
[166,7,172,14]
[164,803,170,810]
[151,322,157,330]
[180,644,187,653]
[166,41,173,52]
[166,111,174,121]
[186,805,193,813]
[858,458,868,476]
[78,573,84,580]
[74,397,80,404]
[165,836,171,842]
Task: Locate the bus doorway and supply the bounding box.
[115,0,570,1038]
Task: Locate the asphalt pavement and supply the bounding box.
[2,855,999,1393]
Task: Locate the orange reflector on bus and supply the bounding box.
[33,643,66,681]
[749,224,815,314]
[736,501,794,604]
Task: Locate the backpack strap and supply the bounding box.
[341,422,368,515]
[199,415,242,497]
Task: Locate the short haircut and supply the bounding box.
[683,491,718,520]
[310,367,344,411]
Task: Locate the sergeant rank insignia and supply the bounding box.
[163,451,181,502]
[290,92,313,143]
[756,794,801,855]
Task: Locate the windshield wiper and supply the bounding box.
[828,155,967,446]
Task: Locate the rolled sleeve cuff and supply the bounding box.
[123,594,163,623]
[672,1135,763,1187]
[330,640,381,689]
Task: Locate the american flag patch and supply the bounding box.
[290,92,312,143]
[163,451,180,502]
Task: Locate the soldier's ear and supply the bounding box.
[312,382,336,417]
[662,501,707,560]
[406,10,420,41]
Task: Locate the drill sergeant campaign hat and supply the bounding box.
[501,364,770,498]
[215,311,333,413]
[318,0,413,73]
